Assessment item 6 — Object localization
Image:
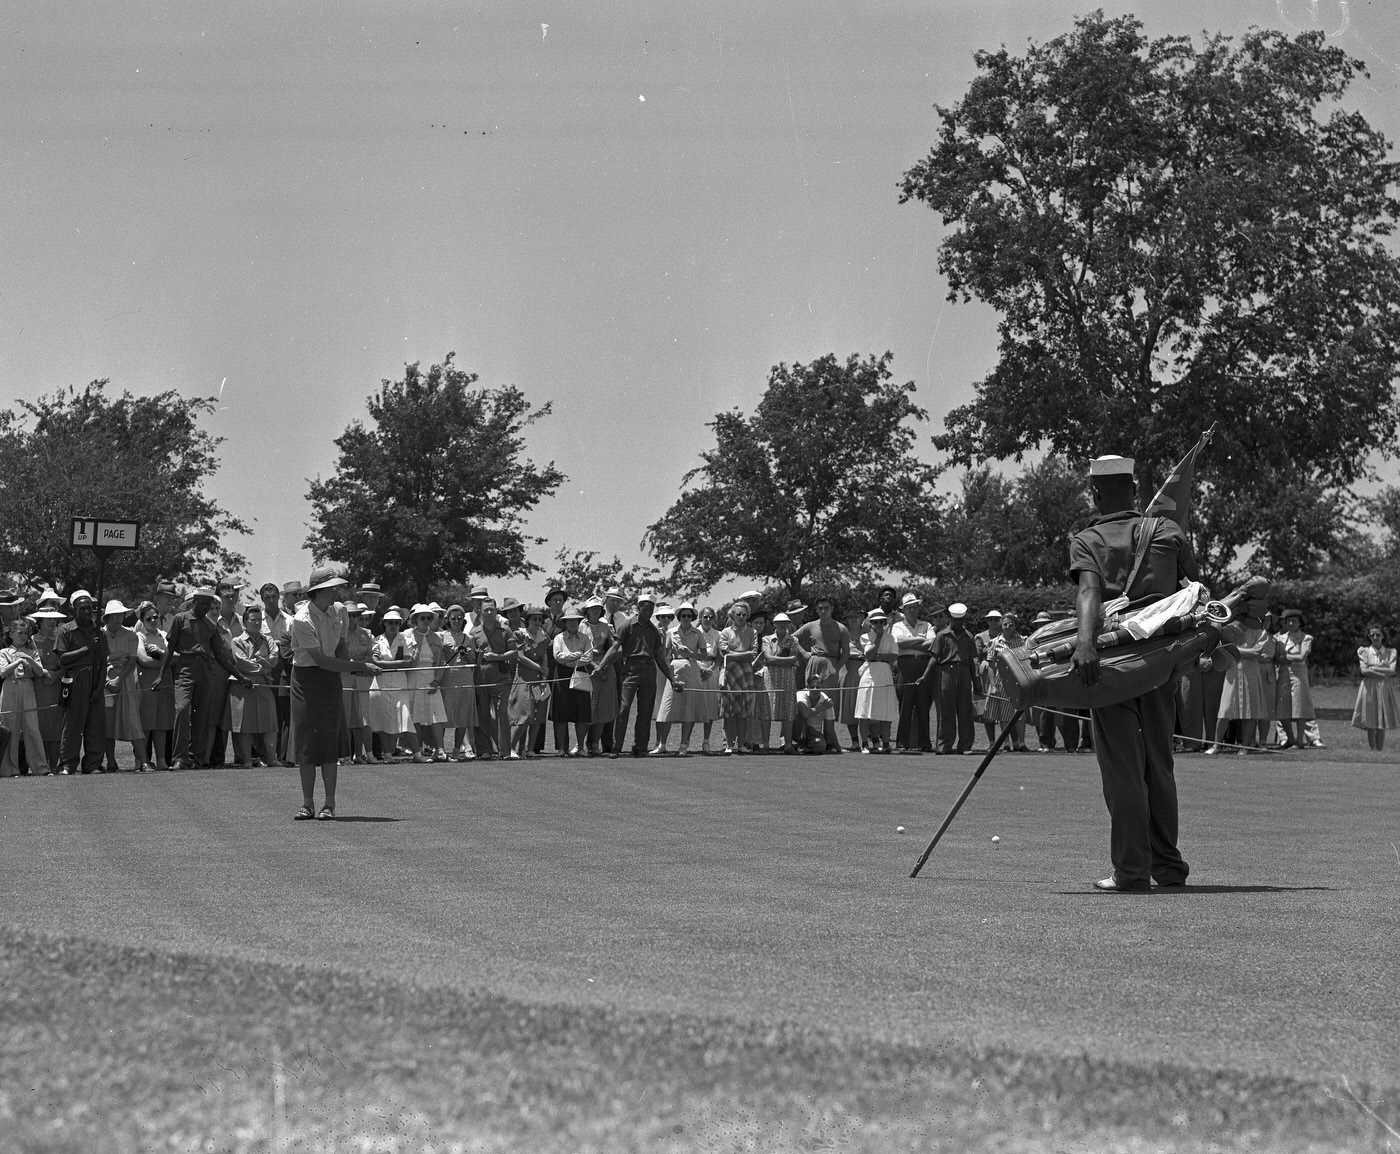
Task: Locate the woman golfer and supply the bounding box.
[290,565,379,820]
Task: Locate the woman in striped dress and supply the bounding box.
[719,601,759,755]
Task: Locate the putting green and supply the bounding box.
[2,748,1394,1095]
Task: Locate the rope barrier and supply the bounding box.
[0,661,1302,755]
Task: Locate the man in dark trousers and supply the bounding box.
[54,590,107,774]
[933,602,977,754]
[1070,454,1198,893]
[597,593,680,757]
[162,587,248,770]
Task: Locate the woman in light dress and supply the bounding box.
[1273,609,1315,750]
[650,606,677,750]
[718,601,761,755]
[0,616,52,776]
[652,602,706,756]
[581,598,617,756]
[406,605,450,762]
[102,599,145,772]
[1353,623,1400,751]
[369,609,416,760]
[225,604,282,767]
[1207,614,1275,754]
[133,601,173,771]
[760,613,800,752]
[550,608,593,756]
[854,609,898,753]
[693,607,723,752]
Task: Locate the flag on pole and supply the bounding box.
[1145,424,1216,531]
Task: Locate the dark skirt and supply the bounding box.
[291,664,343,765]
[553,684,591,724]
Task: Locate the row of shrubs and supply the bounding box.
[744,573,1396,680]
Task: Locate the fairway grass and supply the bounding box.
[3,728,1397,1152]
[3,927,1392,1153]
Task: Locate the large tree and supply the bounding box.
[899,13,1400,577]
[0,381,248,595]
[306,354,565,600]
[643,352,943,599]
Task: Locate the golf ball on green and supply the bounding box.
[991,835,1001,844]
[896,825,905,833]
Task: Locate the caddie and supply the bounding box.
[1070,455,1198,892]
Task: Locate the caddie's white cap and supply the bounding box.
[1090,455,1135,477]
[947,602,968,619]
[983,609,1003,619]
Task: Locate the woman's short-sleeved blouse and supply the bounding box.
[291,600,348,666]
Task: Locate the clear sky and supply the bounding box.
[5,1,1399,603]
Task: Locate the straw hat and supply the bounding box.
[103,599,131,618]
[306,564,349,593]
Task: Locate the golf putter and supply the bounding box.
[910,708,1024,878]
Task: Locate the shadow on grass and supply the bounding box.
[327,816,403,823]
[1054,884,1335,895]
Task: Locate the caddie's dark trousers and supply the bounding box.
[172,659,223,768]
[614,663,657,754]
[895,657,934,750]
[1090,679,1190,887]
[59,672,104,774]
[936,664,975,754]
[1035,707,1080,750]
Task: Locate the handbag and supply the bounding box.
[570,668,593,693]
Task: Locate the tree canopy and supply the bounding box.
[643,352,942,599]
[306,354,565,600]
[0,381,247,595]
[545,546,666,605]
[924,458,1093,586]
[900,12,1400,578]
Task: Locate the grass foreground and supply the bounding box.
[3,926,1394,1154]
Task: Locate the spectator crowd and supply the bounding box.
[0,574,1396,777]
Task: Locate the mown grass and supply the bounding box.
[4,927,1392,1154]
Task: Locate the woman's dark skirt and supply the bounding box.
[552,684,591,724]
[291,664,344,766]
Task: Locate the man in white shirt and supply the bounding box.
[891,593,936,752]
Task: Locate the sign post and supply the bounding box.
[70,518,141,609]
